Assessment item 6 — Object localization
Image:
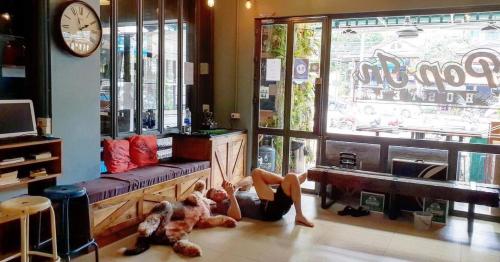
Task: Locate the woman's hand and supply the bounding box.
[222,181,235,196]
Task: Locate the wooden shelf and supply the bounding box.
[0,138,62,150]
[0,157,59,170]
[0,173,61,190]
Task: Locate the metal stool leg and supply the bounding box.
[91,241,99,262]
[62,199,71,261]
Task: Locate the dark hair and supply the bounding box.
[206,188,216,199]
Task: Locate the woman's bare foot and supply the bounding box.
[295,214,314,227]
[235,176,253,191]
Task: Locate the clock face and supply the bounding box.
[59,1,102,57]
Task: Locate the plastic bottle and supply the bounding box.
[183,108,192,134]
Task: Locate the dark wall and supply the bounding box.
[49,0,100,184]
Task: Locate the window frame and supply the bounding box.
[253,5,500,222]
[101,0,190,139]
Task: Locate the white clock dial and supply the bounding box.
[59,1,102,57]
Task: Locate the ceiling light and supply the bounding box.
[1,13,10,21]
[245,0,252,9]
[207,0,215,7]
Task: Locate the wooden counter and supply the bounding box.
[172,130,247,188]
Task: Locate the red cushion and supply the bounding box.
[129,135,159,167]
[103,139,137,174]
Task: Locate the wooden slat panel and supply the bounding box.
[93,201,126,226]
[91,168,211,238]
[94,198,138,235]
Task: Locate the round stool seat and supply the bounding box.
[44,185,86,200]
[0,196,52,216]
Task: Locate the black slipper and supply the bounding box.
[351,206,370,217]
[338,205,355,216]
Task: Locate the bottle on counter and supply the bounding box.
[183,108,192,134]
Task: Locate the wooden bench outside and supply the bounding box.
[308,166,499,233]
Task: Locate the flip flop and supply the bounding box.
[337,205,355,216]
[351,206,370,217]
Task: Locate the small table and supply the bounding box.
[308,166,500,234]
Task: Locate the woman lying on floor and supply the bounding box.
[209,168,314,227]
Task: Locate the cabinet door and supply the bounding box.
[227,134,247,184]
[211,138,229,188]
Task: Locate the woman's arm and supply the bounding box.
[224,182,242,221]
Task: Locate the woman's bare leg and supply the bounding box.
[251,168,284,201]
[298,172,308,184]
[280,174,314,227]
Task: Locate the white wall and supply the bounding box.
[213,0,500,173]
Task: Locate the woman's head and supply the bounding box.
[206,188,228,203]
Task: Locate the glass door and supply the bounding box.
[254,18,327,190]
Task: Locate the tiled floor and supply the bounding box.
[75,195,500,262]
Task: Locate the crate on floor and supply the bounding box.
[423,198,449,224]
[360,191,385,213]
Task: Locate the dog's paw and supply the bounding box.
[173,239,202,257]
[138,214,161,237]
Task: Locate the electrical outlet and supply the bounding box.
[202,104,210,112]
[231,113,241,119]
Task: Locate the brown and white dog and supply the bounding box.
[124,181,236,257]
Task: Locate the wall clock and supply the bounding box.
[58,1,102,57]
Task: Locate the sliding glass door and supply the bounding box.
[254,18,327,189]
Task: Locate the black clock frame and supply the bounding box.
[57,0,103,57]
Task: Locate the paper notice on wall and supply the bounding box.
[184,62,194,85]
[260,86,270,99]
[265,58,281,82]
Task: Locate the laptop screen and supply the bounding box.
[0,100,37,138]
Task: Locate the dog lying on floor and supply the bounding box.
[124,181,237,257]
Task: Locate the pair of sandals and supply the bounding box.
[337,205,370,217]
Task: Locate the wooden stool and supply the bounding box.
[0,196,60,262]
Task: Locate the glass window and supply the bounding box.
[164,0,179,129]
[117,0,138,133]
[100,1,111,135]
[327,12,500,144]
[257,134,283,175]
[289,138,317,190]
[455,150,500,216]
[258,24,287,129]
[142,0,159,131]
[291,23,322,132]
[182,0,195,125]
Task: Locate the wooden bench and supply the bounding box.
[89,168,210,243]
[308,166,500,233]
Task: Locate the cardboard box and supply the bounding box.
[423,198,449,224]
[360,191,385,213]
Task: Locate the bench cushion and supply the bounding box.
[77,160,210,204]
[77,178,130,204]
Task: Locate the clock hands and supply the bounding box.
[80,24,91,30]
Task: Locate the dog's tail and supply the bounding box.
[123,237,151,256]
